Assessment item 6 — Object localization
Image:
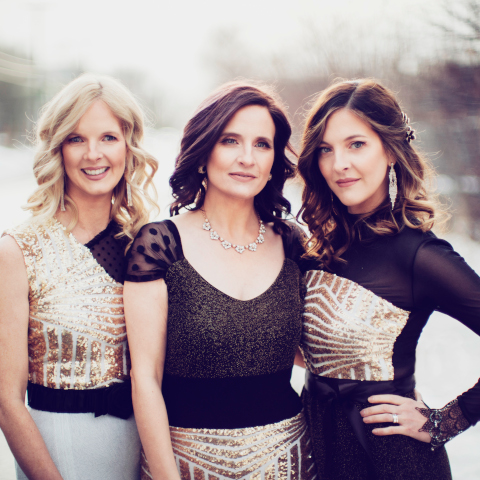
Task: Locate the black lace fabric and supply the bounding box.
[417,399,471,450]
[85,221,128,284]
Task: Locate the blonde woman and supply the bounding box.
[0,74,158,480]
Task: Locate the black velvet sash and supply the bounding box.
[163,368,302,429]
[305,371,415,462]
[27,380,133,419]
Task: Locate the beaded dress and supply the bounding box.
[4,218,140,480]
[125,219,317,480]
[299,219,480,480]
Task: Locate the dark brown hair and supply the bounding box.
[169,81,296,233]
[298,78,444,267]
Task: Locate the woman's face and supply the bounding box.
[205,104,275,203]
[62,100,127,205]
[317,108,392,214]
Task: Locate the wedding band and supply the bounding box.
[392,413,399,424]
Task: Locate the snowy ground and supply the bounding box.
[0,140,479,479]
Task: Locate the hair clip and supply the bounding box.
[401,111,416,143]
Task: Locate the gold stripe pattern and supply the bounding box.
[140,412,316,480]
[5,219,129,389]
[302,270,409,381]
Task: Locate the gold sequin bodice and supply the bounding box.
[302,270,409,381]
[5,219,129,390]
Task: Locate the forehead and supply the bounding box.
[223,105,275,135]
[323,108,375,139]
[75,100,122,130]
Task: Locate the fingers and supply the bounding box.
[371,425,406,436]
[362,413,398,424]
[361,404,397,418]
[367,394,405,405]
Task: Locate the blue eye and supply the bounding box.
[67,136,82,143]
[104,135,117,141]
[221,138,237,145]
[318,146,331,155]
[351,141,365,149]
[256,141,271,149]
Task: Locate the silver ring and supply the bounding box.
[392,413,399,424]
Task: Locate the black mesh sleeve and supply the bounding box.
[282,221,307,265]
[125,220,183,282]
[413,237,480,431]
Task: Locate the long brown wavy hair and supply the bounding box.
[25,73,159,248]
[169,81,296,234]
[298,78,445,267]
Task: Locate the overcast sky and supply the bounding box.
[0,0,444,94]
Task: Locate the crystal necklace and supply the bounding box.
[201,209,266,254]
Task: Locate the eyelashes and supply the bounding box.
[65,134,118,144]
[220,137,271,149]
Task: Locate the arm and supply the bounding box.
[124,279,180,480]
[294,347,306,368]
[0,235,63,480]
[361,237,480,447]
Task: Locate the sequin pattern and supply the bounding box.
[5,219,129,389]
[140,412,316,480]
[302,270,409,381]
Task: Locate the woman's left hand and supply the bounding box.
[360,392,431,443]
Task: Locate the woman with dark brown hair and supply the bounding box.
[124,81,317,480]
[297,78,480,479]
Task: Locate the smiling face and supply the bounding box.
[205,104,275,203]
[62,100,127,206]
[317,108,392,214]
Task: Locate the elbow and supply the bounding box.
[0,392,26,429]
[130,369,163,400]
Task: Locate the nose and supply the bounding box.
[332,151,350,172]
[238,146,255,167]
[84,141,103,162]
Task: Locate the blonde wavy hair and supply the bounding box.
[25,73,159,247]
[298,78,446,267]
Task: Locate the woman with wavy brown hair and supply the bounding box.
[297,78,480,479]
[124,81,316,480]
[0,73,158,479]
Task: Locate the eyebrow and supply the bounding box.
[320,134,367,145]
[67,130,121,137]
[220,132,274,142]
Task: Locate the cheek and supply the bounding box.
[318,160,331,183]
[61,147,75,170]
[265,152,275,172]
[206,149,227,175]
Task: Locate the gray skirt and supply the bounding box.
[16,407,141,480]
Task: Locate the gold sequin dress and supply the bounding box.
[4,218,141,480]
[300,223,480,479]
[126,220,317,480]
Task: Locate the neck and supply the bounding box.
[56,193,112,243]
[202,194,259,240]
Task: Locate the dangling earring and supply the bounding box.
[198,165,206,175]
[389,163,397,210]
[126,182,133,207]
[60,173,66,211]
[268,173,272,181]
[60,192,65,212]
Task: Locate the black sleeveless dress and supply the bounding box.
[125,219,317,480]
[300,222,480,480]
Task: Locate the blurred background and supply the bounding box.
[0,0,479,478]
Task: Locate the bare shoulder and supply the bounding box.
[0,234,25,266]
[169,211,202,234]
[0,235,28,288]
